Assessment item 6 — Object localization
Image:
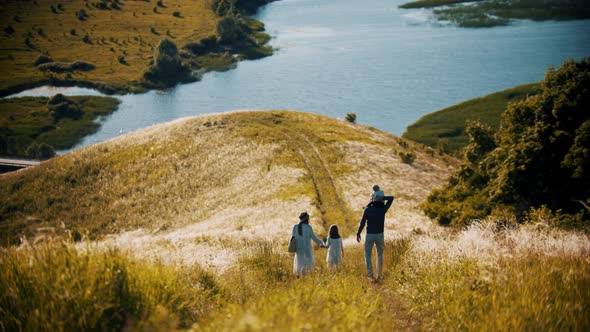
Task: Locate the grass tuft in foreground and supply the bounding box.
[0,243,221,332]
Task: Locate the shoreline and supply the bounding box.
[0,1,275,98]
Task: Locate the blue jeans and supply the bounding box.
[364,233,384,278]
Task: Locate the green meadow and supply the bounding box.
[403,83,540,154]
[1,95,120,157]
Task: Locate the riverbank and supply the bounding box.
[0,95,120,158]
[0,0,273,97]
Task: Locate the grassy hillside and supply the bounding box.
[0,95,120,157]
[0,110,452,247]
[0,0,272,95]
[1,111,588,331]
[403,83,540,154]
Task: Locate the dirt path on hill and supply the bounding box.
[285,131,355,232]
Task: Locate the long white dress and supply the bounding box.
[325,237,343,268]
[292,223,324,276]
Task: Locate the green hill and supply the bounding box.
[403,83,541,154]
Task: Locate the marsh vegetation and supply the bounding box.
[0,94,119,158]
[399,0,590,27]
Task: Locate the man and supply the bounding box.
[356,194,394,281]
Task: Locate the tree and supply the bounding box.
[143,39,193,86]
[216,16,244,44]
[423,58,590,226]
[344,112,357,124]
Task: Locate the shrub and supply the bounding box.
[184,35,218,55]
[82,34,92,44]
[25,142,40,159]
[344,112,357,124]
[76,9,88,20]
[398,150,416,165]
[33,54,53,66]
[118,55,126,64]
[143,39,193,86]
[70,28,76,35]
[38,61,95,73]
[173,11,181,17]
[157,0,164,7]
[38,143,56,159]
[216,16,244,44]
[4,25,15,35]
[47,94,84,120]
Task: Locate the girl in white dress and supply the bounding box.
[325,224,344,269]
[292,212,324,276]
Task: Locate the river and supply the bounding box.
[8,0,590,152]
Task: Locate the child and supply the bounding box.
[325,224,344,269]
[365,184,385,208]
[371,184,385,201]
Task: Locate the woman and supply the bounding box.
[292,212,324,276]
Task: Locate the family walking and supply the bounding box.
[289,184,394,281]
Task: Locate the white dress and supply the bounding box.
[325,237,343,268]
[292,223,324,276]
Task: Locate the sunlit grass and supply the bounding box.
[0,0,218,94]
[1,111,451,247]
[1,216,588,330]
[0,242,221,332]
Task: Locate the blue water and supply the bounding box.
[8,0,590,151]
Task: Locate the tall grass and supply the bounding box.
[199,238,417,331]
[0,243,221,331]
[1,221,588,331]
[388,221,590,331]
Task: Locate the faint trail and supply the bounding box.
[281,129,354,233]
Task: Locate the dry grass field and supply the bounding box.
[1,111,588,331]
[0,0,218,94]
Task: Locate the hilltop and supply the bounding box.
[0,110,453,265]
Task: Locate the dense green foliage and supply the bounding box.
[143,39,195,87]
[0,95,120,157]
[211,0,275,16]
[400,0,590,27]
[216,16,244,44]
[403,83,540,155]
[423,59,590,226]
